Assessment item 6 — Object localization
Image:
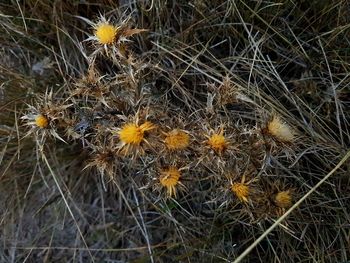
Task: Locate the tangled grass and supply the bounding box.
[0,1,349,262]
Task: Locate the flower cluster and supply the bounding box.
[21,15,297,211]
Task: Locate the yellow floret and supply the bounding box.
[231,182,249,203]
[275,190,292,208]
[207,131,228,153]
[267,116,294,142]
[164,129,190,150]
[35,114,49,128]
[160,167,181,197]
[95,23,117,45]
[118,121,155,145]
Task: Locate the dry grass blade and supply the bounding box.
[233,150,350,263]
[41,153,95,263]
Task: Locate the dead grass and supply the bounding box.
[0,0,349,262]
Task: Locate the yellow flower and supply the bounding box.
[160,167,181,198]
[164,129,190,150]
[95,23,117,45]
[231,182,249,203]
[207,130,228,154]
[267,116,294,142]
[35,114,49,128]
[118,121,155,145]
[275,190,292,208]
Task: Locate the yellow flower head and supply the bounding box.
[95,23,117,45]
[164,129,190,150]
[35,114,49,128]
[160,166,181,197]
[275,190,292,208]
[118,121,155,145]
[207,130,228,154]
[267,116,294,142]
[231,182,249,203]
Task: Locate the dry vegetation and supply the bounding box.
[0,1,349,262]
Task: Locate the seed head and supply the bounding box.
[275,190,292,208]
[118,121,155,145]
[267,116,294,142]
[164,129,190,150]
[231,182,249,203]
[95,23,117,45]
[207,130,228,154]
[160,166,181,197]
[35,114,49,128]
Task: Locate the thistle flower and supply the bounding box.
[274,190,292,208]
[83,15,147,58]
[267,116,295,142]
[160,166,182,198]
[34,114,49,128]
[21,108,66,143]
[94,22,117,45]
[207,129,228,154]
[21,91,70,144]
[164,129,190,150]
[231,182,249,203]
[118,121,155,145]
[84,15,118,47]
[115,120,155,156]
[22,111,50,130]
